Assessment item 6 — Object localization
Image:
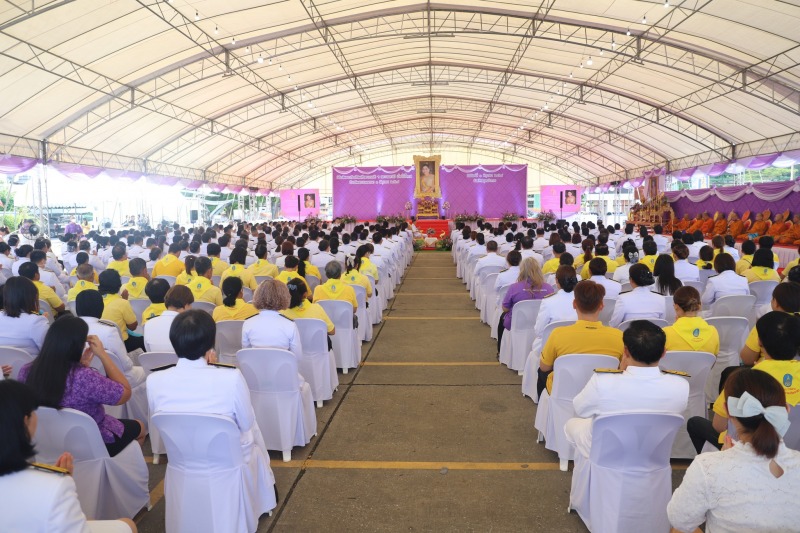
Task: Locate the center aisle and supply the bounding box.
[265,251,586,532]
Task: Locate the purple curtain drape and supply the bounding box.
[0,155,38,174]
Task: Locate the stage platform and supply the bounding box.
[415,219,451,238]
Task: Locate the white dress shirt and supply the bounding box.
[613,263,632,283]
[532,289,578,339]
[0,311,49,356]
[494,265,520,290]
[609,286,666,327]
[520,249,545,266]
[241,310,302,358]
[82,316,143,387]
[474,253,507,277]
[701,270,750,308]
[143,310,179,353]
[674,259,700,282]
[589,275,622,299]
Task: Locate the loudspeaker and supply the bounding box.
[297,195,301,212]
[190,210,198,223]
[560,191,564,209]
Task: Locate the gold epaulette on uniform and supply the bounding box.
[31,462,69,475]
[594,368,623,374]
[662,369,691,378]
[210,362,236,369]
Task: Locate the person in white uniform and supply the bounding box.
[528,265,580,358]
[565,320,690,459]
[494,251,522,290]
[0,276,49,356]
[146,310,277,524]
[143,285,194,353]
[241,280,302,358]
[609,264,667,327]
[520,237,545,266]
[0,379,137,533]
[700,253,750,309]
[586,257,622,299]
[672,242,700,282]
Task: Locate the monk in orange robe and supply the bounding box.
[676,214,691,231]
[737,212,766,240]
[699,213,714,235]
[766,214,787,238]
[686,215,704,234]
[706,215,727,237]
[727,213,744,237]
[778,215,800,245]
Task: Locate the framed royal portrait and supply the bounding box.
[414,155,441,198]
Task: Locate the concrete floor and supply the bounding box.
[134,252,686,532]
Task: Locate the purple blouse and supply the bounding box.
[502,280,555,330]
[19,363,124,443]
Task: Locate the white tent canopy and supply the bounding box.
[0,0,798,191]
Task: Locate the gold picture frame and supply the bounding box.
[414,155,441,198]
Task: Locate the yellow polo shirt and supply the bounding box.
[187,276,223,306]
[152,254,185,278]
[542,257,560,275]
[212,300,259,322]
[70,268,98,284]
[540,320,624,393]
[280,301,334,333]
[67,280,98,302]
[343,269,373,297]
[303,261,321,280]
[785,257,799,274]
[580,255,618,279]
[358,257,379,281]
[106,259,131,277]
[313,279,358,310]
[34,280,62,310]
[141,303,166,324]
[735,255,754,275]
[638,254,658,271]
[220,264,258,291]
[210,257,229,277]
[275,270,309,293]
[744,267,780,283]
[101,293,136,341]
[247,259,279,279]
[122,276,149,299]
[663,316,720,355]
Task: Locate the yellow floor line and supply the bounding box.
[363,362,500,366]
[384,316,479,320]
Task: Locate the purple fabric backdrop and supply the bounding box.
[332,164,527,219]
[279,188,320,220]
[670,189,800,219]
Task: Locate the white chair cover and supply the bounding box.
[139,352,179,460]
[568,413,683,533]
[216,320,245,365]
[489,284,512,340]
[710,294,756,318]
[351,284,372,342]
[661,351,716,459]
[520,320,577,401]
[211,275,221,286]
[68,300,77,314]
[39,299,54,324]
[155,275,176,286]
[534,354,620,469]
[748,280,779,308]
[306,274,321,293]
[237,349,316,460]
[598,298,616,326]
[34,407,149,520]
[479,273,499,323]
[472,265,503,304]
[317,300,361,373]
[128,299,151,333]
[617,318,669,332]
[683,280,705,294]
[499,299,541,373]
[294,318,339,405]
[152,413,276,533]
[699,268,716,286]
[254,275,273,286]
[191,301,216,315]
[663,295,675,325]
[242,287,254,302]
[365,275,382,324]
[0,345,33,380]
[704,317,749,403]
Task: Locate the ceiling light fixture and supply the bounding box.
[612,40,617,49]
[642,15,647,24]
[214,25,218,34]
[579,61,583,68]
[587,56,593,65]
[626,29,631,36]
[257,54,264,63]
[664,0,669,7]
[231,37,236,45]
[569,71,573,78]
[194,11,199,20]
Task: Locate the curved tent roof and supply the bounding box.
[0,0,798,190]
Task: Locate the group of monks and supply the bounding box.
[668,211,800,244]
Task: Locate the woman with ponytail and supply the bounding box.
[573,238,594,272]
[280,278,335,336]
[296,247,321,281]
[175,255,196,286]
[670,365,800,533]
[355,244,379,281]
[342,256,373,297]
[663,286,719,354]
[608,263,666,327]
[212,276,258,322]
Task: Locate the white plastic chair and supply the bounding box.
[34,407,149,520]
[699,268,716,286]
[663,295,675,325]
[479,273,499,323]
[617,318,669,332]
[216,320,245,365]
[705,316,749,402]
[254,275,273,286]
[155,275,176,286]
[365,275,382,324]
[710,294,756,319]
[472,264,503,302]
[192,300,216,314]
[489,284,513,340]
[128,298,151,333]
[38,299,54,324]
[619,281,632,293]
[683,280,705,293]
[351,284,372,342]
[318,300,361,373]
[305,274,321,293]
[499,299,541,374]
[598,298,616,326]
[0,345,34,380]
[242,287,254,302]
[151,412,276,533]
[534,354,620,471]
[294,318,339,407]
[211,275,221,286]
[749,280,778,308]
[139,351,179,463]
[661,351,716,459]
[521,320,577,402]
[568,413,683,533]
[67,300,77,315]
[237,348,317,461]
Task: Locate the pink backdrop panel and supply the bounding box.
[540,185,582,214]
[279,188,320,220]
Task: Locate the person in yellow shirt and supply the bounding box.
[637,240,659,271]
[175,256,197,286]
[355,245,379,281]
[122,258,150,299]
[97,269,141,351]
[185,256,223,306]
[297,248,321,281]
[152,243,186,278]
[342,258,373,298]
[543,242,565,275]
[106,244,131,278]
[740,282,800,365]
[695,245,715,270]
[538,280,624,396]
[141,278,170,324]
[247,243,279,279]
[67,263,98,302]
[275,256,310,296]
[69,252,99,284]
[206,243,229,277]
[212,277,259,322]
[688,311,800,452]
[735,240,756,275]
[663,286,720,355]
[781,244,799,279]
[220,248,258,291]
[18,262,65,314]
[280,278,335,335]
[313,262,358,311]
[743,248,781,283]
[580,244,617,279]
